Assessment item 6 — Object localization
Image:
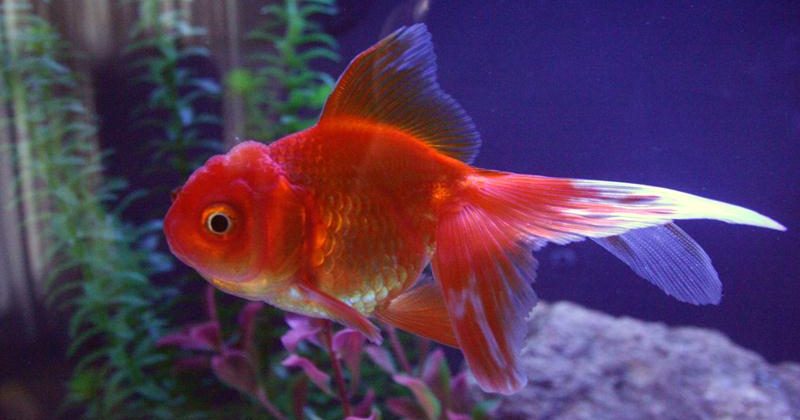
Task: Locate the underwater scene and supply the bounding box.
[1,0,798,419]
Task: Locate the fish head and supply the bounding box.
[164,141,305,297]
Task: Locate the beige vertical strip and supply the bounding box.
[187,0,245,145]
[71,0,114,59]
[224,0,244,146]
[4,0,43,281]
[1,3,39,337]
[0,114,33,336]
[180,0,192,25]
[0,99,16,318]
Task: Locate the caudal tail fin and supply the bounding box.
[432,170,783,394]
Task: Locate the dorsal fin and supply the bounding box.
[318,24,481,163]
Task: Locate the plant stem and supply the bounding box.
[417,336,432,371]
[256,388,287,420]
[388,326,413,374]
[322,320,351,417]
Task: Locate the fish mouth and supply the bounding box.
[162,224,182,262]
[162,205,190,266]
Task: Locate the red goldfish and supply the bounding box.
[164,24,785,394]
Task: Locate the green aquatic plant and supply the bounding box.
[117,1,281,417]
[0,1,181,418]
[228,0,339,141]
[127,0,223,180]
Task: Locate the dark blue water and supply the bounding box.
[330,1,799,362]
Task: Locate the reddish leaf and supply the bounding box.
[352,389,376,418]
[333,328,365,391]
[345,408,380,420]
[449,372,474,414]
[386,397,426,419]
[333,328,365,357]
[282,354,332,395]
[421,349,450,407]
[173,355,211,371]
[211,349,259,396]
[157,320,220,351]
[364,345,396,374]
[446,410,471,420]
[291,376,309,420]
[421,349,446,384]
[205,284,218,322]
[281,313,324,352]
[238,301,264,352]
[393,374,441,420]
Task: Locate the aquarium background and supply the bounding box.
[1,0,798,418]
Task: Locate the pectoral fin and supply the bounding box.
[296,283,382,344]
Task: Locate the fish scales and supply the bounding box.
[267,126,458,314]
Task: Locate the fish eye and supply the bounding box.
[201,203,242,240]
[207,213,231,235]
[202,203,239,237]
[206,212,232,235]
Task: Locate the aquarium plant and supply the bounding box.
[159,284,495,419]
[126,0,223,181]
[227,0,339,141]
[3,0,495,416]
[0,1,181,418]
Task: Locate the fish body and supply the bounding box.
[245,122,464,317]
[164,24,785,394]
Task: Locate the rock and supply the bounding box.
[484,301,800,420]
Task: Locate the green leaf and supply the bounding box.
[472,399,501,420]
[260,4,288,18]
[68,368,104,400]
[178,105,194,125]
[73,347,110,373]
[189,77,220,94]
[300,4,337,18]
[298,32,338,49]
[45,276,83,305]
[67,324,103,356]
[298,47,339,63]
[178,45,211,60]
[393,374,442,420]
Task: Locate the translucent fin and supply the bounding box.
[432,202,538,395]
[318,24,481,163]
[297,283,382,344]
[592,223,722,305]
[462,170,782,306]
[375,281,459,348]
[468,171,785,247]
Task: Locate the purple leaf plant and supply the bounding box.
[157,285,285,419]
[158,285,496,419]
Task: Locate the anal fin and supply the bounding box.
[375,280,459,348]
[592,223,722,305]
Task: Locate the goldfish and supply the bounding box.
[164,24,785,394]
